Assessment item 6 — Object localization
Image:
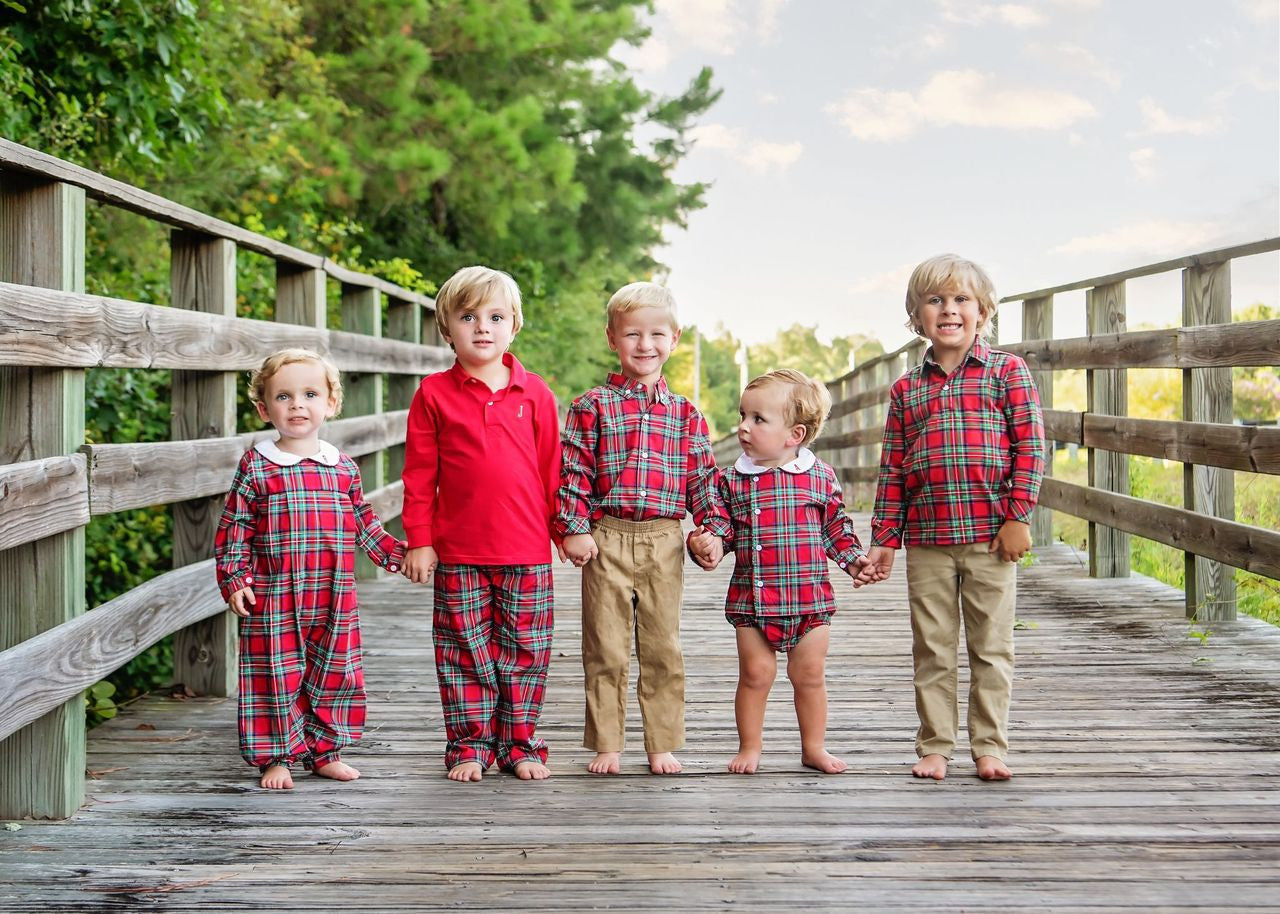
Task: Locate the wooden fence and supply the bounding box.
[772,238,1279,629]
[0,138,451,818]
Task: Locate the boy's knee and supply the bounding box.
[740,659,777,690]
[786,658,825,691]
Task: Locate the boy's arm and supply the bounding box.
[401,384,439,549]
[533,382,564,544]
[684,407,732,538]
[821,474,865,570]
[213,460,257,603]
[870,384,907,549]
[1003,357,1046,524]
[348,461,407,571]
[556,398,598,538]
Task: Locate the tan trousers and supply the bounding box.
[906,542,1016,761]
[580,516,685,753]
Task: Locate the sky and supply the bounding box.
[616,0,1280,356]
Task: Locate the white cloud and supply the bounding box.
[1051,219,1221,256]
[1028,41,1121,88]
[826,70,1096,141]
[1129,147,1157,181]
[657,0,741,55]
[756,0,790,42]
[1137,97,1223,135]
[938,1,1045,27]
[690,123,804,174]
[849,263,917,297]
[612,36,671,74]
[1238,0,1278,20]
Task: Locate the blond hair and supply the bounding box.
[605,281,679,331]
[904,253,998,339]
[248,348,344,415]
[744,368,832,447]
[434,265,524,344]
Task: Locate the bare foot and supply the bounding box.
[259,764,293,790]
[313,760,360,781]
[587,751,621,775]
[911,754,948,780]
[447,761,484,782]
[513,759,552,780]
[801,749,847,774]
[975,755,1012,781]
[727,749,762,774]
[648,751,683,775]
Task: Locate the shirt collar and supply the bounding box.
[922,336,991,372]
[734,447,816,476]
[255,437,341,466]
[607,372,672,403]
[448,351,527,390]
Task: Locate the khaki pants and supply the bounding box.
[906,542,1016,761]
[580,516,685,753]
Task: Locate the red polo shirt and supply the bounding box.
[402,353,561,565]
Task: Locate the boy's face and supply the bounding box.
[737,383,805,468]
[255,360,336,448]
[606,306,680,387]
[444,296,515,372]
[918,284,983,361]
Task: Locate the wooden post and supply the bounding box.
[386,296,422,542]
[845,370,864,505]
[1086,282,1130,578]
[0,175,87,818]
[341,284,385,579]
[170,231,238,696]
[1182,263,1236,621]
[276,264,327,329]
[1022,295,1055,548]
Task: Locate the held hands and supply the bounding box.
[687,526,724,570]
[402,545,439,584]
[228,586,255,617]
[990,519,1032,563]
[559,533,599,567]
[854,545,896,586]
[845,553,876,588]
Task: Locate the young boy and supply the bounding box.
[689,370,871,775]
[558,281,730,775]
[400,265,561,783]
[860,253,1044,782]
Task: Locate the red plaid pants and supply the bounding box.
[432,563,554,771]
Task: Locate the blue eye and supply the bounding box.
[490,313,504,322]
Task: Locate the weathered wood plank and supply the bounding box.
[1076,412,1280,474]
[341,284,385,580]
[1022,294,1055,547]
[0,453,88,551]
[1086,281,1129,578]
[1003,319,1280,370]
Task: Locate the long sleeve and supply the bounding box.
[821,474,864,567]
[533,382,563,543]
[213,460,257,601]
[684,408,732,538]
[556,398,598,537]
[871,385,907,548]
[1002,357,1045,523]
[348,463,407,570]
[401,383,439,548]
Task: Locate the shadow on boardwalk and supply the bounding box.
[4,517,1280,912]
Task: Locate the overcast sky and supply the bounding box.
[617,0,1280,355]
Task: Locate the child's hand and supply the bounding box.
[846,554,875,588]
[228,586,255,617]
[861,546,896,583]
[403,545,439,584]
[687,527,723,570]
[562,533,599,567]
[990,519,1031,563]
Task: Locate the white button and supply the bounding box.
[639,490,647,497]
[245,576,254,584]
[754,508,761,515]
[750,477,757,483]
[941,385,948,391]
[487,401,494,406]
[838,562,847,569]
[754,544,762,551]
[754,580,763,587]
[641,451,648,458]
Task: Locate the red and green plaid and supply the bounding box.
[432,563,555,772]
[214,447,406,770]
[557,373,730,537]
[720,453,864,617]
[871,339,1045,548]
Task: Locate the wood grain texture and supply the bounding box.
[0,453,88,550]
[1003,320,1280,370]
[3,532,1280,909]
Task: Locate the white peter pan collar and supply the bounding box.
[734,447,816,476]
[254,438,341,467]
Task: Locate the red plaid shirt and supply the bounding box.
[721,449,864,616]
[871,338,1044,549]
[557,373,730,537]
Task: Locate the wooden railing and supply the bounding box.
[0,138,451,818]
[717,237,1280,627]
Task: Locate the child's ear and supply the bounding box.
[670,327,681,348]
[787,424,807,448]
[254,401,271,424]
[605,325,620,353]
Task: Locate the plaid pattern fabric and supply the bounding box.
[432,563,554,771]
[726,608,833,653]
[214,446,406,769]
[721,452,864,617]
[871,339,1045,548]
[557,373,731,537]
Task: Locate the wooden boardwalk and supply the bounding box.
[4,518,1280,912]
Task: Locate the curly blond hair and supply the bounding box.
[248,348,343,415]
[744,368,832,447]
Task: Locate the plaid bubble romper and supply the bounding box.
[214,439,406,771]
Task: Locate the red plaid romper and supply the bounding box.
[214,438,406,772]
[720,448,864,652]
[402,354,561,772]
